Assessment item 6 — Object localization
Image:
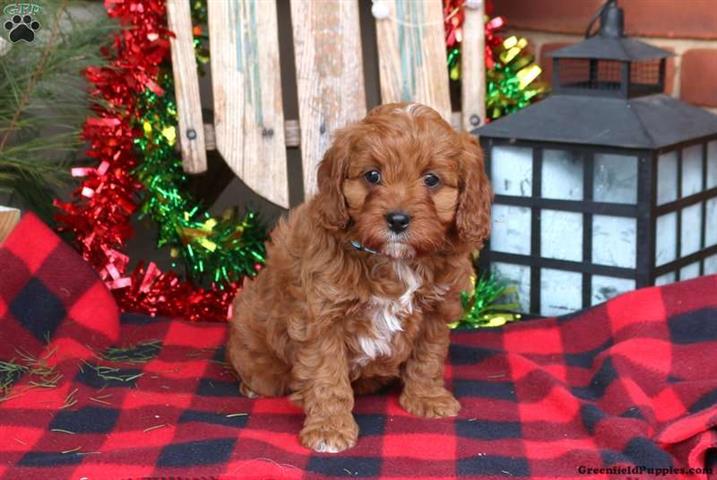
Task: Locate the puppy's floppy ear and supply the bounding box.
[314,129,351,230]
[455,132,493,247]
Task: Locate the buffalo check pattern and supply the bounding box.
[1,213,717,479]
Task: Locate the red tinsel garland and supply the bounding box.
[443,0,506,71]
[54,0,238,322]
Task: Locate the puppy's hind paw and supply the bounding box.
[300,415,359,453]
[400,388,461,418]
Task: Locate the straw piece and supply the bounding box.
[143,423,168,433]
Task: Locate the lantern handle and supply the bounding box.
[585,0,621,39]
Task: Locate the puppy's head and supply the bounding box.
[314,102,492,259]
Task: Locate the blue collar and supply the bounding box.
[349,240,380,255]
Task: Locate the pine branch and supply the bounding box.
[0,1,67,153]
[0,2,117,221]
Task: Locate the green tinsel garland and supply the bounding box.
[133,74,267,286]
[485,37,545,120]
[450,274,522,329]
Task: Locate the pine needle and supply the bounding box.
[100,340,162,364]
[60,388,78,409]
[26,355,62,389]
[42,346,58,360]
[82,362,144,383]
[0,359,28,397]
[13,348,35,364]
[123,373,144,382]
[143,423,167,433]
[89,396,112,406]
[1,347,63,401]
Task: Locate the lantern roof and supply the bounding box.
[476,94,717,150]
[548,0,671,62]
[548,36,671,62]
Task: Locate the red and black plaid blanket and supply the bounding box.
[1,213,716,479]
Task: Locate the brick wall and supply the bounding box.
[493,0,717,113]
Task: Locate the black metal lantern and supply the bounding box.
[477,0,717,316]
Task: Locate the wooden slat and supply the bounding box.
[202,114,461,151]
[203,120,299,150]
[0,206,20,245]
[290,0,366,196]
[208,0,289,208]
[460,0,486,132]
[375,0,451,122]
[167,0,207,173]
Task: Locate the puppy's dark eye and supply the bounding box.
[364,169,381,185]
[423,173,440,188]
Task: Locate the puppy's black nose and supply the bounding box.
[386,212,411,233]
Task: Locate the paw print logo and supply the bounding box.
[4,14,40,43]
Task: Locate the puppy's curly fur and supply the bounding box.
[227,103,492,453]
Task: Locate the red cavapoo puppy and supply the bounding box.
[227,102,492,453]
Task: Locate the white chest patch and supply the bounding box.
[355,262,422,366]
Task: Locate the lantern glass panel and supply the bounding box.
[541,210,582,261]
[656,272,676,286]
[541,269,582,316]
[706,198,717,247]
[657,151,678,205]
[542,149,583,200]
[681,203,703,257]
[593,153,638,204]
[491,204,531,255]
[656,212,677,266]
[491,262,531,312]
[681,262,700,280]
[682,145,703,198]
[492,146,533,196]
[708,140,717,189]
[705,254,717,275]
[705,198,717,247]
[591,275,635,306]
[592,215,636,268]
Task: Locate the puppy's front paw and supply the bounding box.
[400,388,461,418]
[300,414,359,453]
[239,382,260,398]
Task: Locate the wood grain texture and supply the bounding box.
[460,0,486,132]
[167,0,207,173]
[208,0,289,208]
[203,120,301,150]
[290,0,366,196]
[0,206,19,245]
[375,0,451,121]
